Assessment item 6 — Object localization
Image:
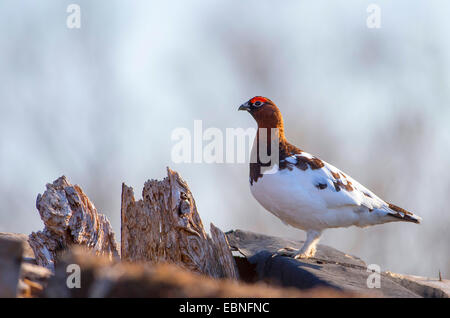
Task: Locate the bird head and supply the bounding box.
[238,96,284,131]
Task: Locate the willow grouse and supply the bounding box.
[238,96,421,259]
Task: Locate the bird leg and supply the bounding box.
[295,230,321,259]
[276,230,322,259]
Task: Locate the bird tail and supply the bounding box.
[387,203,422,224]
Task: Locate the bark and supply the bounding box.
[121,167,239,280]
[28,176,119,270]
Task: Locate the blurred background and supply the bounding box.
[0,0,449,278]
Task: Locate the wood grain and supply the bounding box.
[28,176,119,270]
[121,167,238,279]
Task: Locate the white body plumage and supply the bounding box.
[250,151,417,232]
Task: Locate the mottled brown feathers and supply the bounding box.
[333,179,354,192]
[294,156,325,171]
[387,203,419,223]
[331,171,341,179]
[388,203,413,216]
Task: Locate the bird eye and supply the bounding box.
[254,101,262,106]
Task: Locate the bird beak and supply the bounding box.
[238,103,250,111]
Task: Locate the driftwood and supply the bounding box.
[121,167,239,280]
[0,237,23,297]
[226,230,450,298]
[0,232,52,297]
[0,232,35,263]
[44,247,350,298]
[28,176,119,270]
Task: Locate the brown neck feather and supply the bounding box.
[252,104,300,158]
[249,104,303,184]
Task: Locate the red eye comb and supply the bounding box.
[250,96,268,104]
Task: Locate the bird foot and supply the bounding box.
[275,246,298,257]
[294,247,316,259]
[275,246,316,259]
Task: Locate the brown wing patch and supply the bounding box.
[315,183,327,190]
[333,180,354,192]
[333,181,341,192]
[294,157,308,171]
[330,171,340,179]
[295,156,324,171]
[344,180,354,191]
[388,203,419,223]
[278,139,303,171]
[388,203,413,216]
[331,170,354,192]
[309,157,325,169]
[363,192,372,198]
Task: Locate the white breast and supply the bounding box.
[250,159,391,231]
[250,166,328,230]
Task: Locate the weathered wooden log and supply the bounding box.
[0,237,23,297]
[121,167,239,280]
[28,176,119,270]
[0,232,35,264]
[0,232,53,297]
[226,230,450,298]
[45,247,349,298]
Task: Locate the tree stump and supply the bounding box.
[28,176,119,270]
[121,167,239,280]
